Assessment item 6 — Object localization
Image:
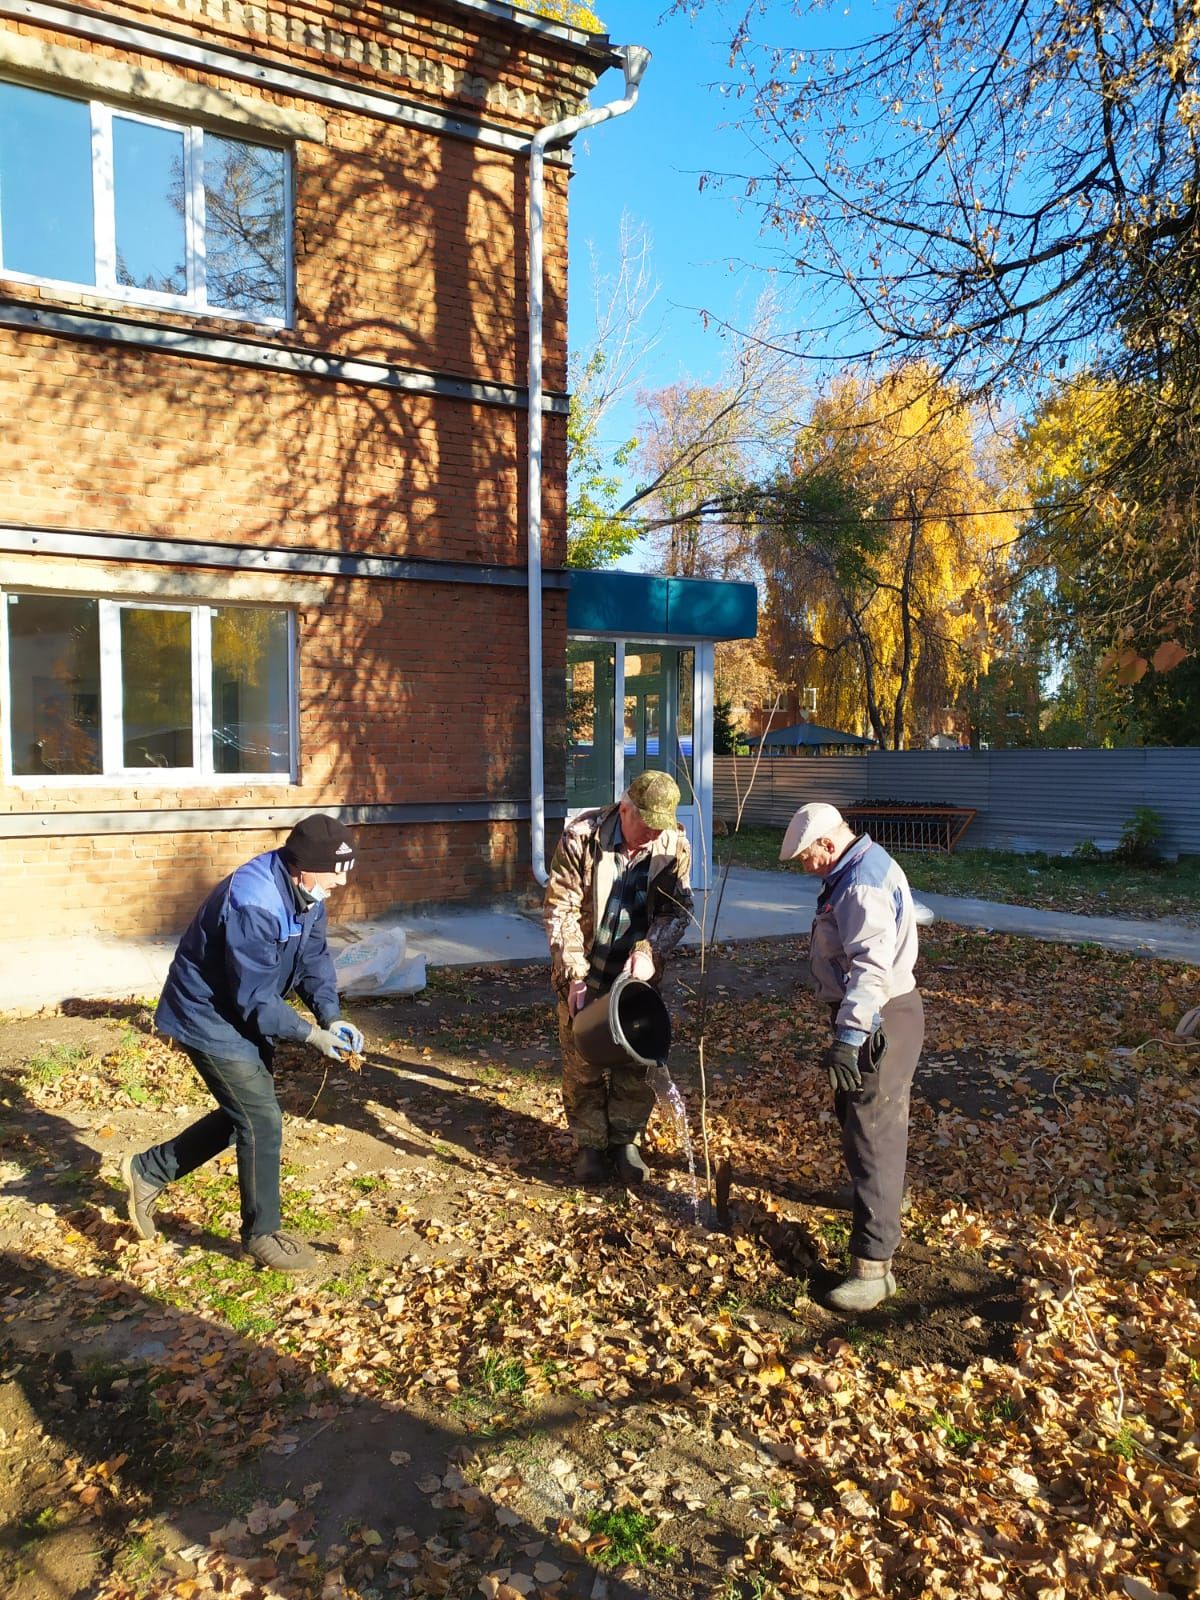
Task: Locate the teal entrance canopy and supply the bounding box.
[566,570,757,640]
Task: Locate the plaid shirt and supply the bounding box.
[586,847,652,993]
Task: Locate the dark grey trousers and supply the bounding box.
[836,988,924,1262]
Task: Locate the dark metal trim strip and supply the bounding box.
[0,800,566,838]
[0,524,573,590]
[0,300,570,414]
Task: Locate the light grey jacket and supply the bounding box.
[809,833,919,1043]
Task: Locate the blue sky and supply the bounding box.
[562,2,857,569]
[567,3,782,453]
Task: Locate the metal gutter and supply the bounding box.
[524,43,650,885]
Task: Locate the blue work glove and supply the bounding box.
[307,1024,349,1062]
[826,1038,863,1094]
[329,1019,364,1056]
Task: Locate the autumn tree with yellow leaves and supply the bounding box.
[1018,377,1200,744]
[674,0,1199,710]
[752,366,1015,750]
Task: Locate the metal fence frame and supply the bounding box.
[713,749,1200,856]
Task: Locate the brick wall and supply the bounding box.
[0,817,527,939]
[0,0,588,941]
[0,334,567,564]
[0,20,571,377]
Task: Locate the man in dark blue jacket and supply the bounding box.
[120,814,364,1273]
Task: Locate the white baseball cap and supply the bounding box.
[779,802,846,861]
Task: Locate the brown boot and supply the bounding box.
[120,1152,163,1241]
[826,1256,897,1313]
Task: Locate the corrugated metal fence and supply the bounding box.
[713,750,1200,856]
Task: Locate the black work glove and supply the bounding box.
[867,1026,888,1071]
[826,1038,863,1093]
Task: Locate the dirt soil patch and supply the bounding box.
[1,928,1197,1599]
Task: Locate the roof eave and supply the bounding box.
[439,0,622,69]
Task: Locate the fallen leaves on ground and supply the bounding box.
[0,929,1196,1600]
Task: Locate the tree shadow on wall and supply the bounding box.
[5,22,582,930]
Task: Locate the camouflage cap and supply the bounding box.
[625,770,681,831]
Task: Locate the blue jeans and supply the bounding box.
[135,1046,283,1242]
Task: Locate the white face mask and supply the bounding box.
[307,882,330,903]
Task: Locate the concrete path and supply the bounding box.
[2,865,1197,1014]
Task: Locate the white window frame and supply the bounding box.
[0,79,293,327]
[565,633,715,890]
[0,591,298,786]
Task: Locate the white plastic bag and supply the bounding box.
[334,927,427,996]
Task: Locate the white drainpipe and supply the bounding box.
[526,44,651,885]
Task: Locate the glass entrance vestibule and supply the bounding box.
[564,572,758,891]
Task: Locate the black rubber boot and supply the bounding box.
[610,1143,648,1186]
[574,1147,611,1185]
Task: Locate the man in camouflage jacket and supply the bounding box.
[544,770,694,1184]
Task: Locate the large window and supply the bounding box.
[566,640,615,810]
[4,593,294,779]
[0,80,290,323]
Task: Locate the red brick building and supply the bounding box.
[0,0,619,938]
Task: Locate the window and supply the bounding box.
[3,593,295,779]
[623,645,694,789]
[566,640,615,810]
[0,80,290,323]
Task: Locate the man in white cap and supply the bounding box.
[780,802,923,1312]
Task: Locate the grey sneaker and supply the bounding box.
[826,1257,897,1314]
[120,1152,162,1241]
[610,1143,648,1186]
[244,1231,318,1274]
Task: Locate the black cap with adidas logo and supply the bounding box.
[280,814,357,875]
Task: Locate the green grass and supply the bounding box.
[349,1173,386,1194]
[168,1253,292,1335]
[844,1322,889,1353]
[450,1352,530,1429]
[115,1533,164,1592]
[980,1394,1020,1425]
[281,1185,332,1236]
[757,1278,807,1313]
[22,1043,90,1084]
[325,1257,378,1299]
[478,1354,528,1398]
[586,1507,679,1570]
[817,1215,851,1252]
[720,828,1200,922]
[930,1410,983,1451]
[20,1505,61,1544]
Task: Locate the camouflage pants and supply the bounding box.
[557,1000,656,1149]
